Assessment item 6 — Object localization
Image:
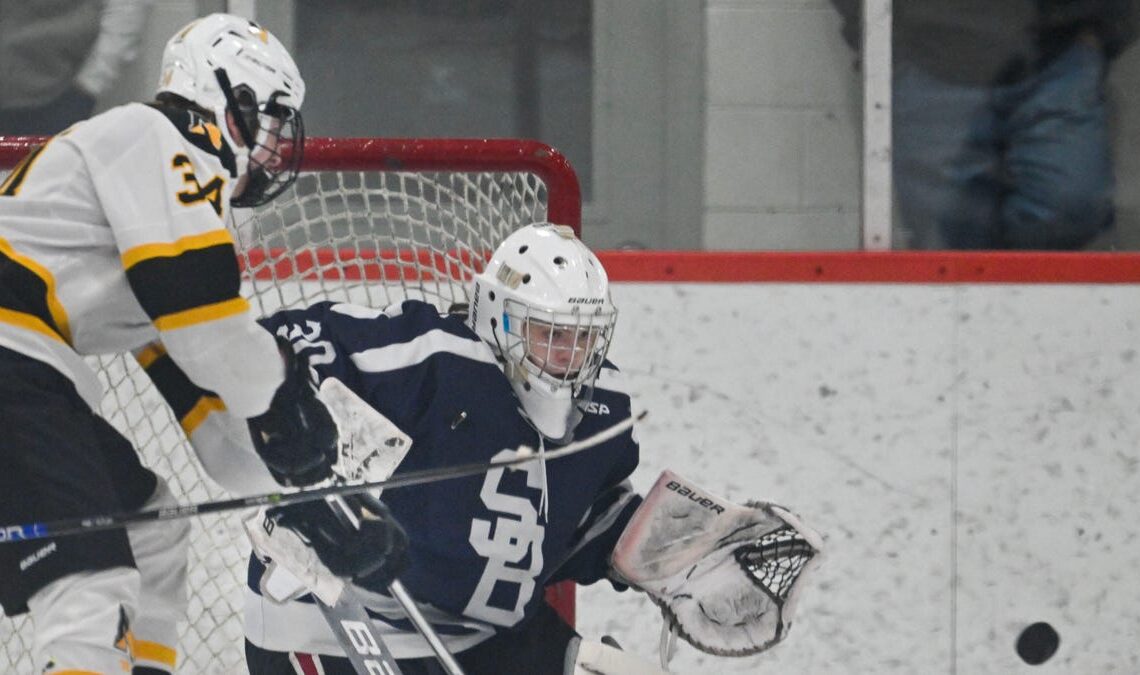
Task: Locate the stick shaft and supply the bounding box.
[348,492,465,673]
[0,411,643,542]
[317,586,404,675]
[389,580,466,675]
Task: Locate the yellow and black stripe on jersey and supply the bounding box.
[122,230,249,331]
[135,342,225,435]
[0,143,48,197]
[148,102,238,178]
[0,237,71,343]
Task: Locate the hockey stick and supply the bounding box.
[317,581,405,675]
[0,411,644,542]
[347,486,466,674]
[247,380,408,675]
[388,579,465,675]
[303,512,465,675]
[269,379,460,674]
[317,495,407,675]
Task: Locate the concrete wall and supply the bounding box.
[704,1,862,250]
[578,281,1140,673]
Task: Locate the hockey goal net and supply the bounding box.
[0,136,580,673]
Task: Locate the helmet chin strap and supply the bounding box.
[213,68,256,146]
[211,68,251,178]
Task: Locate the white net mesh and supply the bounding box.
[0,139,572,673]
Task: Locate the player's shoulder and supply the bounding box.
[62,103,158,150]
[61,103,235,175]
[145,102,239,176]
[70,102,237,176]
[323,299,477,346]
[324,299,450,327]
[347,299,473,337]
[321,299,494,374]
[583,362,633,425]
[595,361,632,398]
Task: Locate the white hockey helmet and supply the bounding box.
[468,223,618,442]
[157,13,305,207]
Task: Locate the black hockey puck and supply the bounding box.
[1016,622,1059,665]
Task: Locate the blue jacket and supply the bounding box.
[830,0,1137,84]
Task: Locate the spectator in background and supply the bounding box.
[0,0,153,136]
[831,1,1138,249]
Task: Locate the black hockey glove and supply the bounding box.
[248,338,338,486]
[269,495,410,593]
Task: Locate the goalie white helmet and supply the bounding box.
[157,13,305,207]
[468,223,617,442]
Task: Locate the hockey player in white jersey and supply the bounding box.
[0,14,363,674]
[142,223,824,673]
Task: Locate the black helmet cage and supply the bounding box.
[215,68,305,208]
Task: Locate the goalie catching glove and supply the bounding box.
[248,338,338,486]
[611,469,824,661]
[266,494,410,594]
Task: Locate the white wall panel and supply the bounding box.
[706,109,803,210]
[705,211,859,250]
[707,5,850,107]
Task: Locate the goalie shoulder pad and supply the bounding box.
[611,469,824,657]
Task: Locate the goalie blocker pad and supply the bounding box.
[611,470,824,657]
[246,378,413,606]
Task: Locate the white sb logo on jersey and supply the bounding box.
[464,448,545,626]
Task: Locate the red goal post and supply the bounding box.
[0,135,581,672]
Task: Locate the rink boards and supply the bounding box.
[581,253,1140,674]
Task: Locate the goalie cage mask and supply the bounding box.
[468,223,617,442]
[611,470,825,658]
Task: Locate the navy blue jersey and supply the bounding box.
[244,300,641,656]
